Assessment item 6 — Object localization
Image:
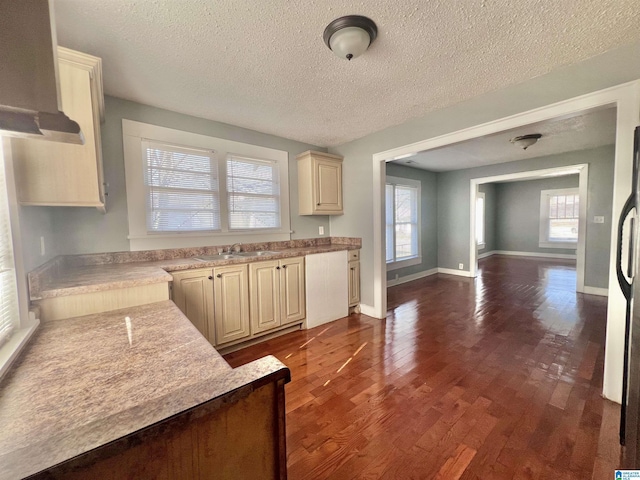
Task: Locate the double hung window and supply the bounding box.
[0,141,37,379]
[476,192,485,248]
[539,188,579,248]
[123,120,290,250]
[386,176,421,270]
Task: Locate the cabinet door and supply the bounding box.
[12,54,104,208]
[280,257,306,324]
[314,159,343,213]
[214,265,250,345]
[172,269,214,343]
[348,261,361,307]
[249,261,281,334]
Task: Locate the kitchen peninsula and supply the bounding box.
[0,237,360,479]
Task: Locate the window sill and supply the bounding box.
[539,241,578,249]
[0,320,39,381]
[477,243,486,250]
[387,256,422,271]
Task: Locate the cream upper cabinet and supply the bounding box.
[297,150,343,215]
[171,268,215,344]
[12,47,106,211]
[348,250,361,307]
[213,264,250,345]
[249,257,306,335]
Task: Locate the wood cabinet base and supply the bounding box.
[33,380,288,480]
[34,283,169,321]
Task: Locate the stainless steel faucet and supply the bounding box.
[228,242,242,254]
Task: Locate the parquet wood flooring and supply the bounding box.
[224,255,622,479]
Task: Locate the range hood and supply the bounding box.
[0,0,84,144]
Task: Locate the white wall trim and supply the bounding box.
[491,250,577,260]
[371,80,640,403]
[387,267,438,287]
[478,250,497,259]
[437,268,474,278]
[583,286,609,297]
[359,304,377,317]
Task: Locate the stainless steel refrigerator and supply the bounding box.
[617,125,640,467]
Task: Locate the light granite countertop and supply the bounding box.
[29,240,361,300]
[0,301,289,479]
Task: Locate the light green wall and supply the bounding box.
[385,163,438,281]
[494,175,580,255]
[19,206,60,272]
[27,96,329,259]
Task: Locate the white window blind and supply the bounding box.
[143,141,220,233]
[0,148,19,349]
[227,155,280,230]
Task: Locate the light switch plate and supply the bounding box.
[319,226,324,235]
[594,216,605,224]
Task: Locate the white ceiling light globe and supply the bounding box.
[323,16,378,61]
[329,27,371,61]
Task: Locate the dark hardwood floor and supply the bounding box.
[224,255,621,479]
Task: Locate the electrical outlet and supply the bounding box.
[594,216,605,224]
[319,226,324,235]
[458,263,464,270]
[40,236,46,256]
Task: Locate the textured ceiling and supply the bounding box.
[53,1,640,147]
[392,107,616,172]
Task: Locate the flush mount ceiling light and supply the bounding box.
[323,15,378,61]
[510,133,542,150]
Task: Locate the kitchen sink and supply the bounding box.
[193,254,238,261]
[234,251,280,257]
[193,251,280,261]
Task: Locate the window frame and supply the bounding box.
[0,139,39,380]
[476,191,486,249]
[385,175,422,271]
[123,120,291,251]
[539,187,580,249]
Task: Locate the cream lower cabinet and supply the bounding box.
[250,257,305,335]
[213,264,251,345]
[348,250,361,307]
[171,268,215,344]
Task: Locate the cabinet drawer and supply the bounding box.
[348,250,360,261]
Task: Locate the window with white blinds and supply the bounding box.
[0,146,19,349]
[124,120,290,249]
[227,155,280,230]
[144,141,220,233]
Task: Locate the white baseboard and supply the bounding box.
[387,268,438,287]
[582,286,609,297]
[478,250,497,259]
[492,250,577,260]
[437,268,474,278]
